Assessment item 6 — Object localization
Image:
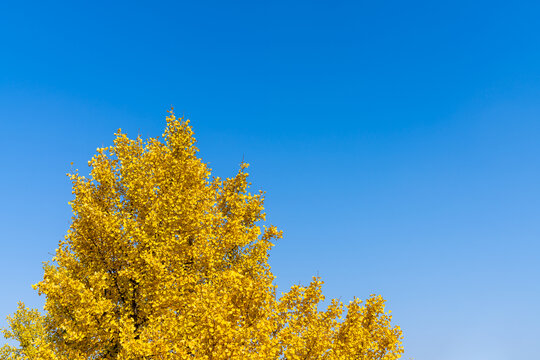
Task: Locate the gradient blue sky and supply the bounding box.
[1,1,540,359]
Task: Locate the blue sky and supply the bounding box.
[1,1,540,359]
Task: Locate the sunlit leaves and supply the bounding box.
[2,111,403,359]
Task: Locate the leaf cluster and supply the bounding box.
[1,112,403,359]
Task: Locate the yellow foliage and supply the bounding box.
[0,302,47,359]
[2,111,403,359]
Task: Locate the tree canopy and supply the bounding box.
[1,112,403,359]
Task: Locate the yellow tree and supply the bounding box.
[1,111,403,359]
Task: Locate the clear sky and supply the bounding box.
[1,1,540,359]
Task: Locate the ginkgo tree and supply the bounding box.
[1,111,404,360]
